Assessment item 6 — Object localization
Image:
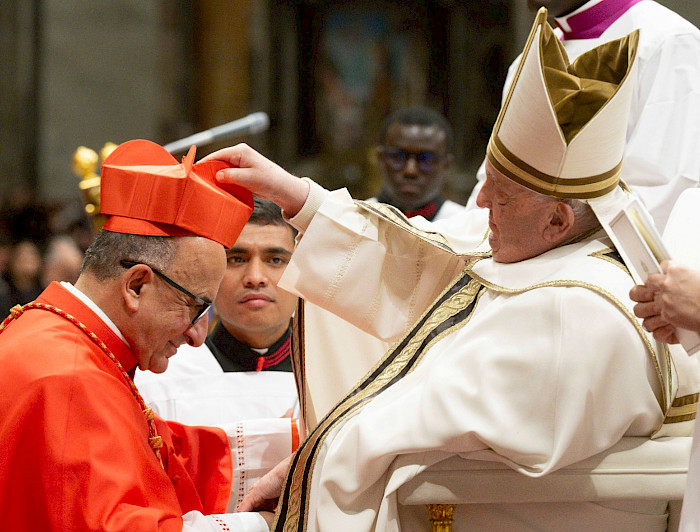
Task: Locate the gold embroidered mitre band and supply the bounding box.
[486,8,639,200]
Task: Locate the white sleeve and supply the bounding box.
[217,418,299,512]
[281,188,487,341]
[620,31,700,231]
[182,510,268,531]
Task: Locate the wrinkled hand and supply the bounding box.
[630,260,700,343]
[201,144,309,217]
[237,454,292,513]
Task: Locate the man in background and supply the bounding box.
[373,105,464,221]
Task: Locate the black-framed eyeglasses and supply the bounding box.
[120,260,211,325]
[379,147,445,173]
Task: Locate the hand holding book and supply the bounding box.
[610,197,700,355]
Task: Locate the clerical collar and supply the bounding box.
[555,0,643,40]
[205,321,293,372]
[60,281,129,346]
[376,190,445,221]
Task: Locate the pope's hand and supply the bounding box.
[202,144,309,217]
[237,454,292,513]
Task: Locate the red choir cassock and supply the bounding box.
[0,282,236,530]
[0,139,255,531]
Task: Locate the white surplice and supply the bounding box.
[136,342,298,424]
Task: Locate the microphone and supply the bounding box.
[163,112,270,154]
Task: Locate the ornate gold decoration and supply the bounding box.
[72,142,117,234]
[427,503,456,532]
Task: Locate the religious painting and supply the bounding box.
[298,3,435,198]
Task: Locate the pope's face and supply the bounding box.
[378,123,451,213]
[215,222,298,348]
[476,160,557,263]
[135,237,226,373]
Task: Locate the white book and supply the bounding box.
[608,198,700,356]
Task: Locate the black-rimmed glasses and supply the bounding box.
[379,147,445,173]
[120,260,211,325]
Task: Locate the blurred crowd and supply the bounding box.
[0,186,94,317]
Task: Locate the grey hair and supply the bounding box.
[563,198,601,231]
[81,230,178,280]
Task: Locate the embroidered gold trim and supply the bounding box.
[589,247,630,275]
[491,136,622,186]
[275,267,486,531]
[664,413,696,424]
[664,392,699,424]
[291,299,306,426]
[355,200,492,258]
[488,136,622,198]
[673,393,699,407]
[666,403,697,417]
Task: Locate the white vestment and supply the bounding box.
[274,184,671,531]
[300,197,470,426]
[466,0,700,233]
[136,342,298,423]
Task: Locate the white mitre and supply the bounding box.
[487,7,638,201]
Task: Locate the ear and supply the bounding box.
[543,201,575,244]
[120,264,154,315]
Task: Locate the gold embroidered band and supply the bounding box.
[487,136,622,199]
[276,266,487,531]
